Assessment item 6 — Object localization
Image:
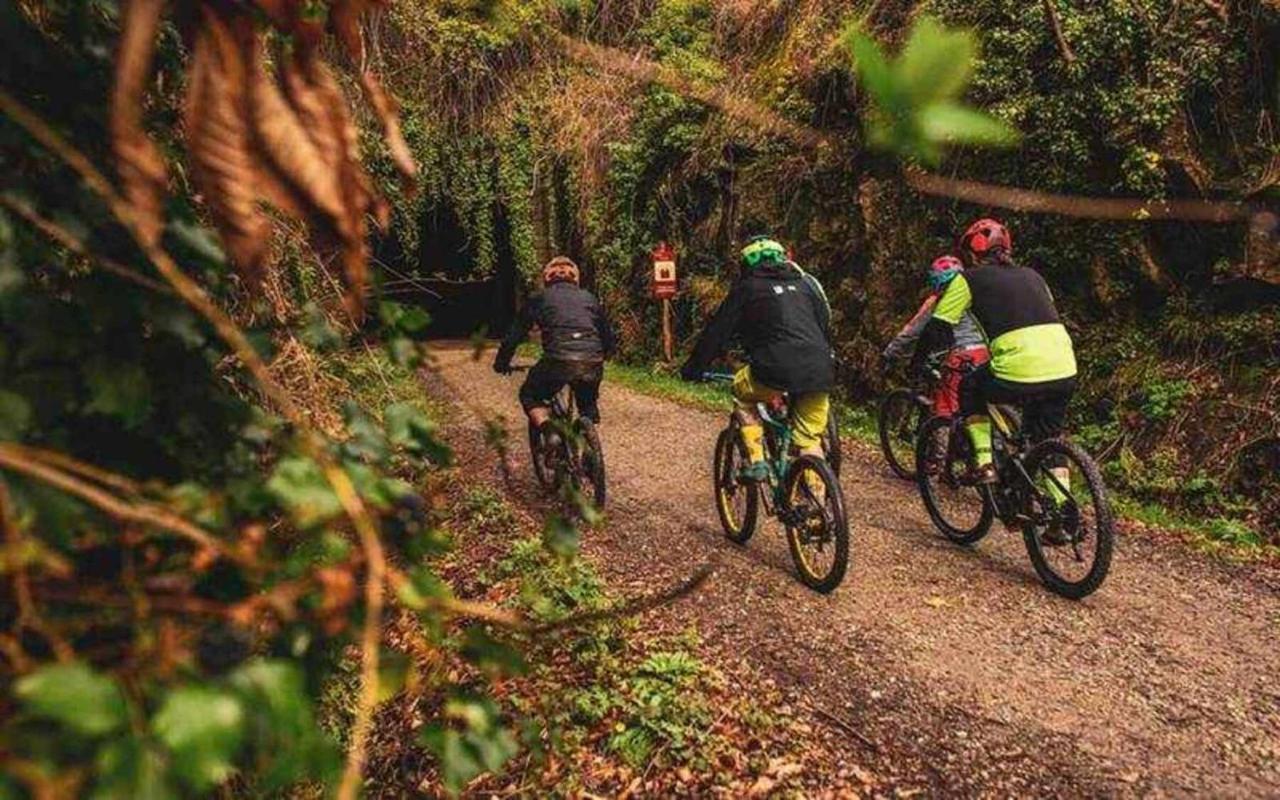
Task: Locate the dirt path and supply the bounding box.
[427,342,1280,798]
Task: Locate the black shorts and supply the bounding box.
[959,363,1075,444]
[519,358,604,423]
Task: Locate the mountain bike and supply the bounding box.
[704,372,850,593]
[505,366,606,513]
[914,401,1114,599]
[878,352,993,480]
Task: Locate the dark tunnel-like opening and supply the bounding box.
[375,202,519,340]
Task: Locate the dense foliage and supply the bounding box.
[379,0,1278,539]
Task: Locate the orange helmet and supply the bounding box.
[542,256,580,285]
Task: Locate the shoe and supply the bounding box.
[737,461,770,483]
[965,463,997,485]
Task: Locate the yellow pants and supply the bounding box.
[732,367,830,451]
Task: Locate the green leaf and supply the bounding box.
[377,649,412,703]
[167,482,227,531]
[849,32,896,110]
[341,400,389,463]
[298,303,343,352]
[152,685,246,791]
[0,390,31,440]
[386,336,422,368]
[385,402,453,464]
[395,565,453,610]
[92,736,176,800]
[917,102,1020,147]
[420,696,519,795]
[84,360,152,428]
[343,460,411,509]
[898,16,975,105]
[542,514,579,558]
[267,457,342,529]
[15,662,128,736]
[229,659,339,790]
[378,301,431,334]
[461,627,527,677]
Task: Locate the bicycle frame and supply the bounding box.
[756,402,794,510]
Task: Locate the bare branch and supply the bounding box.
[904,169,1253,223]
[1041,0,1076,64]
[0,193,173,295]
[0,445,229,557]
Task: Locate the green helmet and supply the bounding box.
[740,236,787,269]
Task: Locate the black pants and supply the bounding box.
[519,358,604,423]
[959,363,1075,445]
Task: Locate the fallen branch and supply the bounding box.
[532,563,713,634]
[808,704,880,753]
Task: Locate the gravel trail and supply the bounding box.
[428,342,1280,797]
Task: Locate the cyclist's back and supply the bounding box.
[954,262,1076,387]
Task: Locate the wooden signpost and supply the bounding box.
[651,241,678,361]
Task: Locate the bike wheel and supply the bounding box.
[821,406,842,476]
[713,425,758,544]
[783,455,850,593]
[574,418,607,513]
[878,389,925,480]
[528,421,555,490]
[915,415,994,545]
[1022,439,1114,599]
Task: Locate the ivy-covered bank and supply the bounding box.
[375,0,1278,541]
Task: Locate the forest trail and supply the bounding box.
[427,342,1280,797]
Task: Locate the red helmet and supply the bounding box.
[960,218,1012,262]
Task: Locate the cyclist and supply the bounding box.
[493,256,615,450]
[920,219,1078,542]
[882,255,990,419]
[679,236,835,481]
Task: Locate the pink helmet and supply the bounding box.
[927,255,964,293]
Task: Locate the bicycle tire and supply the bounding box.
[783,455,850,593]
[528,421,555,490]
[576,418,607,512]
[1022,438,1114,600]
[879,389,925,480]
[822,406,843,476]
[713,425,758,544]
[915,415,994,545]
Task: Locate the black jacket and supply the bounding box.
[680,262,835,394]
[494,281,615,368]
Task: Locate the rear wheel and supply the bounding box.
[713,425,758,544]
[879,389,925,480]
[528,421,555,490]
[915,415,994,545]
[784,455,850,593]
[1022,439,1114,599]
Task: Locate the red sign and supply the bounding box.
[651,241,677,299]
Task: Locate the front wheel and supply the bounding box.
[1022,438,1114,599]
[915,415,994,545]
[879,389,925,480]
[821,406,842,476]
[783,455,850,593]
[572,418,607,515]
[713,425,758,544]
